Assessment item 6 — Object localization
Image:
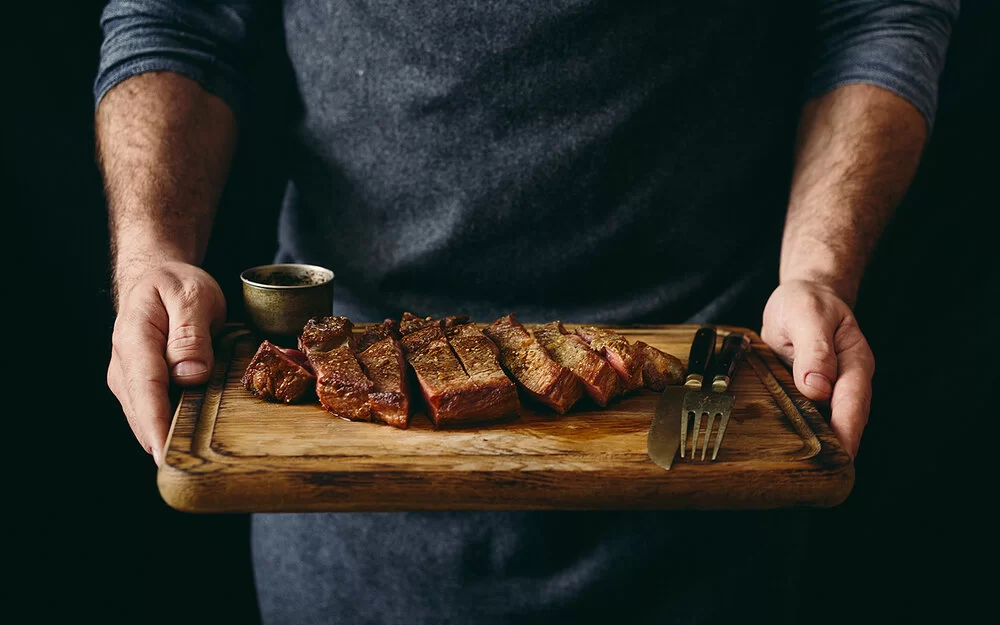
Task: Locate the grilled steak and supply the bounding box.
[401,320,519,427]
[576,326,643,391]
[442,315,470,329]
[242,341,316,403]
[357,336,410,428]
[399,312,469,335]
[301,316,370,420]
[483,314,583,413]
[399,312,439,335]
[309,345,373,421]
[634,341,685,391]
[356,318,401,352]
[299,316,354,353]
[300,315,413,426]
[446,322,520,417]
[533,322,620,406]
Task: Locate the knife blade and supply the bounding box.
[647,326,717,470]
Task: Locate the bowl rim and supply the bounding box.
[240,263,335,290]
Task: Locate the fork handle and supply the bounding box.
[711,333,751,391]
[684,327,717,388]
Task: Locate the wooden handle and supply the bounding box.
[686,327,716,380]
[714,333,751,380]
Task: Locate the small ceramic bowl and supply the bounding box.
[240,264,334,341]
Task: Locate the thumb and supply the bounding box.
[160,280,226,386]
[785,307,839,402]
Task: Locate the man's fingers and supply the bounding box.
[781,298,840,402]
[829,320,875,459]
[107,352,135,436]
[159,276,225,387]
[113,303,173,464]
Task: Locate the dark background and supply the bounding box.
[15,1,991,622]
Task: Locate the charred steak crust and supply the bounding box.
[241,341,316,403]
[634,341,685,391]
[445,322,520,416]
[399,312,439,336]
[400,312,470,336]
[483,314,583,414]
[356,336,410,428]
[533,321,620,407]
[299,316,355,354]
[442,315,470,329]
[401,319,519,427]
[254,313,669,425]
[299,316,369,422]
[308,344,373,422]
[298,316,413,427]
[576,326,644,391]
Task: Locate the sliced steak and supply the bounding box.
[309,345,373,421]
[483,314,582,413]
[576,326,643,391]
[299,316,354,354]
[634,341,685,391]
[400,312,469,335]
[533,322,620,406]
[356,336,410,428]
[300,315,372,421]
[401,326,469,426]
[401,319,519,428]
[356,318,400,352]
[442,315,470,329]
[445,322,520,419]
[242,341,316,403]
[399,312,439,335]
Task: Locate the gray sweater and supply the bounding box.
[96,1,956,623]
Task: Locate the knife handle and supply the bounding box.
[711,333,751,392]
[684,327,717,389]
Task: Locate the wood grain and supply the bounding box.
[159,324,853,512]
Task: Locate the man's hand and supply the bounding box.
[761,280,874,458]
[108,262,226,465]
[96,72,237,464]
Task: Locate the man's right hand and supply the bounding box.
[108,262,226,466]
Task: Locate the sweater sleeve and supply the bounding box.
[806,0,960,129]
[94,0,257,117]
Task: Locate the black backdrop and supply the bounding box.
[14,2,992,623]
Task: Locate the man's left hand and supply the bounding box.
[761,280,874,458]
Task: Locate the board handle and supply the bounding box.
[684,327,716,389]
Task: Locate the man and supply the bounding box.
[96,1,957,622]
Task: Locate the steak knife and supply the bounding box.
[646,326,717,470]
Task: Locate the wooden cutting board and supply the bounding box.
[159,324,853,512]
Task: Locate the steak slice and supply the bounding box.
[242,341,316,403]
[445,323,520,419]
[356,318,400,352]
[401,320,519,428]
[483,314,582,414]
[299,316,354,354]
[575,326,643,391]
[300,315,373,421]
[399,312,439,335]
[533,322,620,407]
[443,315,470,329]
[308,345,373,421]
[399,312,469,336]
[356,336,410,428]
[634,341,685,391]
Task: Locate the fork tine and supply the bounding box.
[700,411,718,460]
[711,412,731,461]
[690,409,704,458]
[680,409,690,459]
